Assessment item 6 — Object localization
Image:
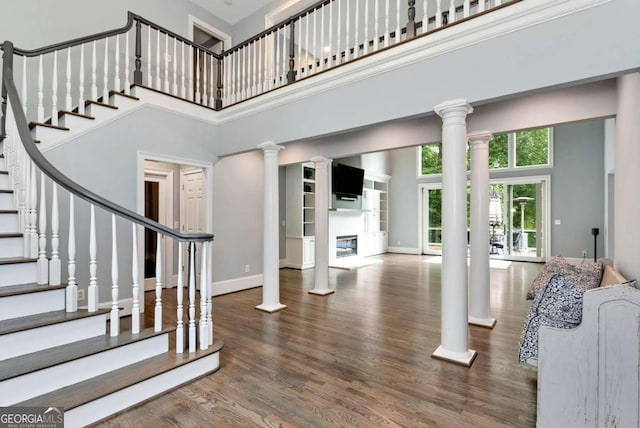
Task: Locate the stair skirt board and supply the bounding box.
[66,352,220,427]
[0,236,23,258]
[0,333,169,406]
[0,193,13,210]
[30,126,68,146]
[0,314,106,360]
[58,114,95,133]
[84,103,120,120]
[0,288,65,321]
[0,262,37,287]
[0,212,18,234]
[109,94,140,110]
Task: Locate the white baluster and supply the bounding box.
[124,32,131,95]
[258,37,264,93]
[202,52,208,106]
[172,38,178,95]
[110,214,120,337]
[320,6,325,71]
[252,41,257,97]
[88,204,98,312]
[436,0,443,28]
[345,1,351,61]
[396,0,401,43]
[114,34,121,93]
[304,13,310,73]
[65,47,72,110]
[195,50,201,103]
[449,0,456,24]
[199,241,208,349]
[103,37,109,102]
[364,0,370,54]
[176,242,184,353]
[495,0,503,6]
[189,45,194,101]
[21,56,27,117]
[29,161,38,259]
[131,223,140,334]
[423,0,429,33]
[297,18,303,74]
[245,45,250,94]
[374,0,380,51]
[337,0,342,64]
[181,42,186,99]
[91,40,98,101]
[312,13,317,73]
[188,242,196,353]
[274,32,280,83]
[66,195,77,312]
[37,172,48,284]
[51,50,58,126]
[231,50,237,100]
[207,240,213,346]
[463,0,471,18]
[155,233,163,332]
[241,46,247,96]
[479,0,486,12]
[155,29,161,90]
[210,54,215,106]
[49,183,60,285]
[19,158,29,258]
[37,55,44,122]
[354,0,360,58]
[281,30,287,84]
[328,2,333,68]
[384,0,390,47]
[79,44,86,114]
[147,26,152,88]
[164,33,169,93]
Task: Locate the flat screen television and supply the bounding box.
[332,164,365,198]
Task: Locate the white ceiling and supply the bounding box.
[190,0,275,25]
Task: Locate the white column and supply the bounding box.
[256,142,287,313]
[432,98,477,367]
[309,156,334,296]
[468,131,496,329]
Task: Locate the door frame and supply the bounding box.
[418,183,443,255]
[188,15,232,50]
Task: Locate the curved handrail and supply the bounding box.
[2,41,213,243]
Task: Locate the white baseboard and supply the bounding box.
[212,274,263,296]
[388,246,421,255]
[279,259,287,268]
[565,257,593,265]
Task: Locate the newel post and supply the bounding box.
[134,20,143,85]
[407,0,417,38]
[287,20,296,84]
[215,56,223,110]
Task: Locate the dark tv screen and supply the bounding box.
[332,164,364,197]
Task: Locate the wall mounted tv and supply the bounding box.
[332,163,365,199]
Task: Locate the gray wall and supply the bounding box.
[387,120,606,258]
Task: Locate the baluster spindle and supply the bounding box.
[195,49,201,103]
[155,233,163,332]
[103,37,109,102]
[189,46,194,101]
[304,14,310,73]
[395,0,401,43]
[281,29,288,83]
[29,161,37,259]
[207,241,213,346]
[216,56,222,110]
[449,0,456,24]
[202,52,208,106]
[328,3,334,68]
[135,21,143,86]
[495,0,503,6]
[374,0,380,50]
[51,50,58,126]
[37,172,48,284]
[252,41,258,96]
[50,183,60,285]
[147,26,152,86]
[345,1,351,61]
[384,0,390,47]
[88,204,98,312]
[114,34,121,93]
[91,40,98,101]
[181,42,186,99]
[172,38,178,95]
[408,0,417,38]
[240,46,246,95]
[176,242,184,353]
[131,223,140,334]
[258,37,264,93]
[79,44,85,114]
[155,29,161,90]
[188,242,196,353]
[20,158,29,258]
[164,33,169,92]
[288,22,296,83]
[337,0,342,64]
[320,6,325,71]
[244,45,249,95]
[110,214,120,336]
[436,0,443,28]
[65,47,72,110]
[463,0,471,18]
[297,18,303,73]
[199,242,208,349]
[479,0,486,12]
[125,32,131,95]
[37,55,44,122]
[66,195,77,312]
[354,0,360,58]
[364,0,370,54]
[232,51,238,100]
[210,55,215,106]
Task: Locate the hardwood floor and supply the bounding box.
[96,253,540,427]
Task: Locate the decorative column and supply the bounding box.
[432,98,477,367]
[468,131,496,329]
[309,156,334,296]
[256,142,287,313]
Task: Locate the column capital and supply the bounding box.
[310,156,332,166]
[257,141,285,153]
[434,98,473,118]
[468,130,493,147]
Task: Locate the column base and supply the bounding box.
[308,288,335,296]
[469,316,497,329]
[431,345,478,367]
[255,303,287,313]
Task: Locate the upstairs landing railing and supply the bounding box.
[1,39,215,353]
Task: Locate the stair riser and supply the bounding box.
[84,104,120,121]
[0,175,8,189]
[0,159,6,170]
[66,351,220,427]
[0,262,37,287]
[31,126,67,146]
[0,193,14,210]
[58,115,95,133]
[0,236,23,258]
[0,333,169,406]
[109,95,139,110]
[0,314,106,360]
[0,213,19,233]
[0,289,65,322]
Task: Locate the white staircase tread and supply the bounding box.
[0,282,66,299]
[0,308,109,336]
[17,339,224,411]
[0,326,174,382]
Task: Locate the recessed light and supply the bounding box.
[323,45,331,53]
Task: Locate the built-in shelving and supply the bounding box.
[286,163,316,269]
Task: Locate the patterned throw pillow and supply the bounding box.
[526,256,568,300]
[562,261,604,293]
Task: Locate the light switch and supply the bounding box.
[554,219,561,225]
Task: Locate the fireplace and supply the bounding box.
[336,235,358,258]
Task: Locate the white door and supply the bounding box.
[144,170,174,291]
[180,168,206,285]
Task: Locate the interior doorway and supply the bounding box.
[180,168,206,286]
[188,16,230,104]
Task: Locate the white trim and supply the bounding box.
[188,15,232,50]
[212,274,263,296]
[264,0,318,28]
[279,258,288,268]
[388,246,421,255]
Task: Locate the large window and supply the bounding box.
[419,127,552,175]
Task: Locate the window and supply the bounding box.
[419,127,551,175]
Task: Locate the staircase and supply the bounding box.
[1,41,221,426]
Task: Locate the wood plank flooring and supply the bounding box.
[96,253,540,427]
